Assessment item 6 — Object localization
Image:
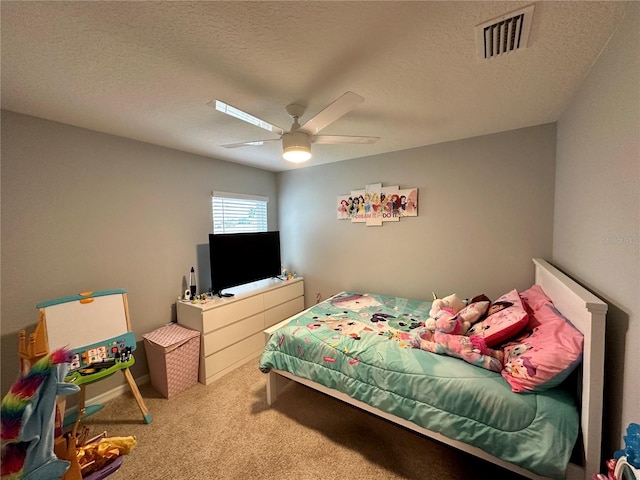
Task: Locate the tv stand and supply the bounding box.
[177,277,304,385]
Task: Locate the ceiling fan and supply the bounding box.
[211,91,379,163]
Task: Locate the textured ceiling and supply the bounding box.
[1,1,630,172]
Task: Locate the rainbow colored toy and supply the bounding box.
[1,348,79,479]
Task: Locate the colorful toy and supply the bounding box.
[593,423,640,480]
[424,293,467,331]
[1,348,80,480]
[615,422,640,468]
[36,290,152,426]
[467,289,529,348]
[412,295,502,372]
[424,293,490,332]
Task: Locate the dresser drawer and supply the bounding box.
[176,301,205,332]
[201,295,263,334]
[203,312,264,355]
[178,278,304,385]
[264,281,304,310]
[203,332,264,377]
[264,296,305,328]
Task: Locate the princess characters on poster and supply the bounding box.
[337,183,417,226]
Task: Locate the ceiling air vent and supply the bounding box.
[476,4,535,60]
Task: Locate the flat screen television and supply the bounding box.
[209,231,281,296]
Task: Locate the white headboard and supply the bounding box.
[533,258,607,479]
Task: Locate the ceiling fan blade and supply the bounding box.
[312,135,379,145]
[221,139,280,148]
[299,91,365,135]
[210,99,285,136]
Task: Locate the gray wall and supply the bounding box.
[2,3,636,455]
[1,111,278,396]
[278,124,556,307]
[554,3,639,455]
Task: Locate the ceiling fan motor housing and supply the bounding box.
[215,92,375,162]
[282,130,312,162]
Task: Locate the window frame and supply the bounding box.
[212,191,269,234]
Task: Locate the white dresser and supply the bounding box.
[176,277,304,385]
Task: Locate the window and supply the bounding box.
[212,191,268,234]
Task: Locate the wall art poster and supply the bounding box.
[337,183,418,226]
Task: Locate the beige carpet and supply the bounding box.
[82,359,527,480]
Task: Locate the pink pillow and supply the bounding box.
[501,302,583,393]
[519,284,552,313]
[467,289,528,347]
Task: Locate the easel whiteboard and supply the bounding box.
[38,290,131,352]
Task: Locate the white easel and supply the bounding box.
[36,289,152,425]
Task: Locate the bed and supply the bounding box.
[259,258,607,480]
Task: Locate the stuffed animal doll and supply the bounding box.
[412,296,503,372]
[1,348,80,480]
[424,293,468,332]
[424,293,491,332]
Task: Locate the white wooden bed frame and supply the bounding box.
[263,258,608,480]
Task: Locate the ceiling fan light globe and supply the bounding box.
[282,131,312,163]
[283,149,312,163]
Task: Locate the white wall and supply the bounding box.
[278,124,556,307]
[554,3,639,455]
[0,111,278,395]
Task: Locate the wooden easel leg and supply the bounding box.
[63,385,103,427]
[79,385,87,413]
[122,368,152,424]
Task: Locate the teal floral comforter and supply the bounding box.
[259,292,579,479]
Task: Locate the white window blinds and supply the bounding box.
[212,191,268,234]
